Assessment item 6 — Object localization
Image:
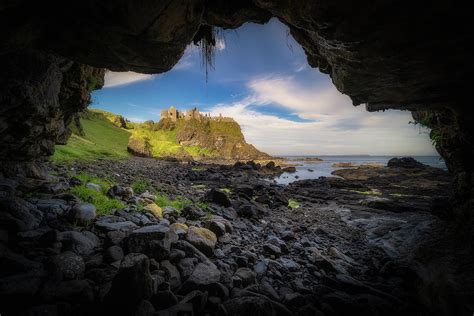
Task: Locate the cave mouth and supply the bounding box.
[0,1,473,315]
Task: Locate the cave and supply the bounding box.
[1,1,473,315]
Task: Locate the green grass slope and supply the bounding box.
[53,110,131,161]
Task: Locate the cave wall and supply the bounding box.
[0,49,104,177]
[0,0,473,211]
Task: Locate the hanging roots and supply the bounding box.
[193,25,224,82]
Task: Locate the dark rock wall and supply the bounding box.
[0,49,104,177]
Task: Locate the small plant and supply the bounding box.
[349,189,382,196]
[191,166,207,171]
[196,201,210,211]
[201,211,214,221]
[155,193,192,212]
[288,199,300,210]
[70,186,124,216]
[132,178,152,195]
[220,188,231,194]
[192,184,207,190]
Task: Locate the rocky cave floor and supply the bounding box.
[0,157,453,315]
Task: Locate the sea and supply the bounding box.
[274,155,447,185]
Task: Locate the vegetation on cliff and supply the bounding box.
[54,109,269,161]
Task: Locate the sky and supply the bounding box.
[92,18,436,156]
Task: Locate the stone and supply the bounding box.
[206,220,226,237]
[178,257,198,280]
[86,182,101,192]
[0,197,43,232]
[106,230,127,246]
[170,222,189,235]
[105,245,124,263]
[263,244,281,258]
[185,226,217,257]
[68,203,96,224]
[219,296,292,316]
[160,260,181,290]
[234,268,256,288]
[59,231,99,255]
[135,300,155,316]
[107,185,134,200]
[127,224,171,261]
[169,248,186,263]
[186,262,221,286]
[204,188,231,207]
[181,205,205,220]
[95,216,139,232]
[50,251,85,280]
[237,203,258,218]
[151,290,179,310]
[144,203,163,219]
[105,253,153,314]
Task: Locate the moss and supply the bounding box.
[220,188,231,194]
[196,201,210,211]
[288,199,300,210]
[131,178,152,195]
[192,184,207,190]
[154,193,191,212]
[70,186,124,216]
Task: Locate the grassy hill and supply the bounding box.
[54,109,270,162]
[53,109,131,161]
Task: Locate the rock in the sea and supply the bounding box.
[387,157,426,169]
[143,203,163,219]
[282,166,296,173]
[204,188,231,207]
[185,226,217,257]
[68,203,96,224]
[127,225,171,261]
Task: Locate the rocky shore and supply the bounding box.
[0,157,452,315]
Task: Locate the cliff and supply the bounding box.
[127,115,270,161]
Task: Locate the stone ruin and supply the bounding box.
[160,106,232,122]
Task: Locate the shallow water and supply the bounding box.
[274,155,446,185]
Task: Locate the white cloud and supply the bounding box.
[104,71,155,88]
[209,75,436,156]
[215,38,226,51]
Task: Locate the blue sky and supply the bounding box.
[92,18,436,156]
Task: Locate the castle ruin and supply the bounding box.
[160,106,232,122]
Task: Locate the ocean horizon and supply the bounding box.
[274,155,446,185]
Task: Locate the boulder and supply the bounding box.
[204,188,231,207]
[234,268,257,288]
[59,231,100,256]
[127,224,171,261]
[86,182,101,192]
[0,197,43,232]
[219,295,292,316]
[105,253,153,314]
[160,260,181,290]
[185,226,217,257]
[68,203,96,224]
[181,205,205,220]
[387,157,426,169]
[50,251,85,280]
[144,203,163,219]
[105,245,124,263]
[95,215,139,232]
